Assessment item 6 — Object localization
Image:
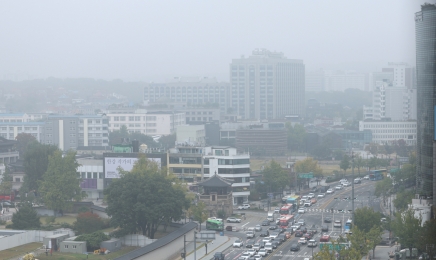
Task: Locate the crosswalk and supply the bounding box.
[302,208,353,213]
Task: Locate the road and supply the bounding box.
[221,179,380,260]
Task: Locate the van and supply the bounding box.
[267,211,274,222]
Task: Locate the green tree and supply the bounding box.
[374,178,393,207]
[355,155,365,177]
[262,160,288,194]
[340,155,350,177]
[14,133,37,157]
[104,157,190,238]
[294,158,322,188]
[347,226,370,256]
[38,151,85,215]
[286,123,307,152]
[21,142,59,193]
[11,203,41,229]
[393,189,414,211]
[190,201,209,231]
[417,219,436,259]
[367,226,383,258]
[392,209,422,254]
[354,206,381,233]
[73,212,104,235]
[75,231,110,251]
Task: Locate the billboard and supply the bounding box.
[104,157,161,178]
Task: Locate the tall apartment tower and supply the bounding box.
[230,49,305,120]
[415,3,436,203]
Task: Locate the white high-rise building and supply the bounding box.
[230,49,305,120]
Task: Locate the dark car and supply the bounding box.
[277,234,286,242]
[272,240,279,248]
[301,227,307,233]
[259,241,266,248]
[260,230,270,237]
[290,243,301,251]
[246,240,255,248]
[321,225,329,232]
[304,233,312,240]
[309,229,318,234]
[324,217,332,223]
[214,252,225,260]
[261,220,270,226]
[226,225,233,231]
[295,230,304,237]
[269,225,277,230]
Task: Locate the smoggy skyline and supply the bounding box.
[0,0,430,81]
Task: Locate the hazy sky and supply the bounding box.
[0,0,432,81]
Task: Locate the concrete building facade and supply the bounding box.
[230,49,305,120]
[359,120,417,146]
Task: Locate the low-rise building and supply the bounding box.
[359,120,417,145]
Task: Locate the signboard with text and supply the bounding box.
[104,157,161,178]
[298,172,314,179]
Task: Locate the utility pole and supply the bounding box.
[351,148,355,224]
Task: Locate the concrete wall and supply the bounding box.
[59,241,87,254]
[135,228,196,260]
[101,238,122,252]
[119,234,156,247]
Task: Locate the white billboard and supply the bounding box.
[104,157,162,178]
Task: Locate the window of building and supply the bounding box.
[146,116,156,121]
[15,178,20,182]
[87,172,92,178]
[120,116,126,121]
[99,172,103,179]
[93,172,97,179]
[72,245,77,249]
[64,245,69,249]
[129,116,134,121]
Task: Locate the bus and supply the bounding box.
[279,215,294,227]
[344,219,352,233]
[286,195,300,212]
[279,204,293,215]
[369,169,386,181]
[206,218,224,231]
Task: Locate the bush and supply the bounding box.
[73,212,104,235]
[77,206,89,213]
[0,219,6,225]
[75,231,110,251]
[45,216,56,225]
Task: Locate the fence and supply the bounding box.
[119,234,156,247]
[0,229,75,251]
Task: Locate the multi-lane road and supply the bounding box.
[221,179,380,260]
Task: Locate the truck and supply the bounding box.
[267,211,275,222]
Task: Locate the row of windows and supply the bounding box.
[80,172,104,179]
[110,116,156,121]
[0,119,23,122]
[1,127,38,131]
[363,124,416,128]
[187,117,213,121]
[372,129,416,134]
[373,135,415,139]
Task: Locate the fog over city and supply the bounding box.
[0,0,429,81]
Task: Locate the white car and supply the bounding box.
[240,252,251,259]
[301,195,308,201]
[297,219,305,226]
[227,217,242,223]
[262,237,272,243]
[264,243,273,253]
[307,193,315,199]
[326,189,334,194]
[298,237,307,244]
[246,231,255,238]
[233,239,244,248]
[238,204,251,210]
[335,185,343,190]
[254,255,263,260]
[247,249,256,256]
[298,208,306,214]
[291,225,300,231]
[307,239,317,247]
[334,220,342,227]
[340,179,348,183]
[342,182,351,187]
[363,175,369,180]
[317,193,325,198]
[258,248,268,256]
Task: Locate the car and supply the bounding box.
[261,220,270,226]
[272,240,280,248]
[284,231,292,239]
[253,243,261,251]
[324,217,332,223]
[297,219,305,226]
[342,182,351,187]
[340,178,348,183]
[311,198,317,204]
[246,240,255,248]
[381,218,387,223]
[260,230,269,237]
[301,195,309,201]
[277,234,286,242]
[269,232,279,240]
[291,225,300,231]
[295,230,304,237]
[262,237,272,243]
[308,239,317,247]
[247,249,256,256]
[334,220,342,227]
[298,237,307,244]
[354,179,361,184]
[298,208,306,214]
[255,225,262,231]
[307,193,315,199]
[259,241,266,248]
[269,225,277,230]
[304,201,311,207]
[213,252,225,260]
[253,255,262,260]
[264,243,273,253]
[363,175,369,180]
[326,189,334,194]
[320,234,330,242]
[317,193,325,198]
[300,227,307,233]
[335,185,343,190]
[303,232,312,240]
[321,225,329,232]
[234,239,244,248]
[226,225,234,231]
[246,231,255,238]
[274,207,280,213]
[240,252,251,259]
[290,243,300,251]
[258,249,268,256]
[227,217,242,223]
[238,204,251,210]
